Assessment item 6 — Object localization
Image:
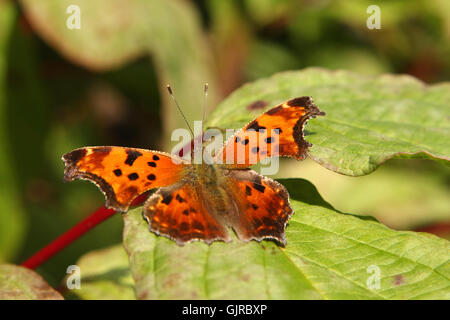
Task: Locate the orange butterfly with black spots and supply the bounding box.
[63,96,325,245]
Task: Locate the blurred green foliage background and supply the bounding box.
[0,0,449,287]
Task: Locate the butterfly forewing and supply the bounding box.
[62,146,187,211]
[215,96,325,167]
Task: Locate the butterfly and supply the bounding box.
[62,96,325,246]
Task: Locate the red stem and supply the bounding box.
[21,193,147,269]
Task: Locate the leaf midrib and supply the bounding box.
[276,246,328,299]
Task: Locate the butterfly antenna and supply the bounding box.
[202,83,208,131]
[166,85,194,137]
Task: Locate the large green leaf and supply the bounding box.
[207,68,450,176]
[19,0,220,142]
[123,178,450,300]
[0,264,63,300]
[65,245,135,300]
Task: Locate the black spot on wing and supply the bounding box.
[245,185,252,196]
[176,194,185,203]
[93,147,112,154]
[253,183,266,193]
[193,220,204,231]
[63,148,87,164]
[147,161,157,167]
[153,155,160,161]
[125,149,143,166]
[128,173,139,181]
[161,191,173,205]
[147,174,156,181]
[247,120,266,132]
[266,105,283,115]
[113,169,122,177]
[286,96,313,107]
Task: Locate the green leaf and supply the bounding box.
[278,158,450,230]
[0,264,63,300]
[243,0,294,26]
[19,0,220,142]
[66,245,135,300]
[207,68,450,176]
[0,0,27,261]
[123,178,450,300]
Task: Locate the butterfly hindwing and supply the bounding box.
[63,146,187,211]
[216,96,325,167]
[221,168,293,245]
[143,181,231,245]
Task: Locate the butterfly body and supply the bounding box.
[63,96,325,246]
[180,162,231,219]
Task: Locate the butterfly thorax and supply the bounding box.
[187,140,223,187]
[188,163,219,186]
[184,163,230,218]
